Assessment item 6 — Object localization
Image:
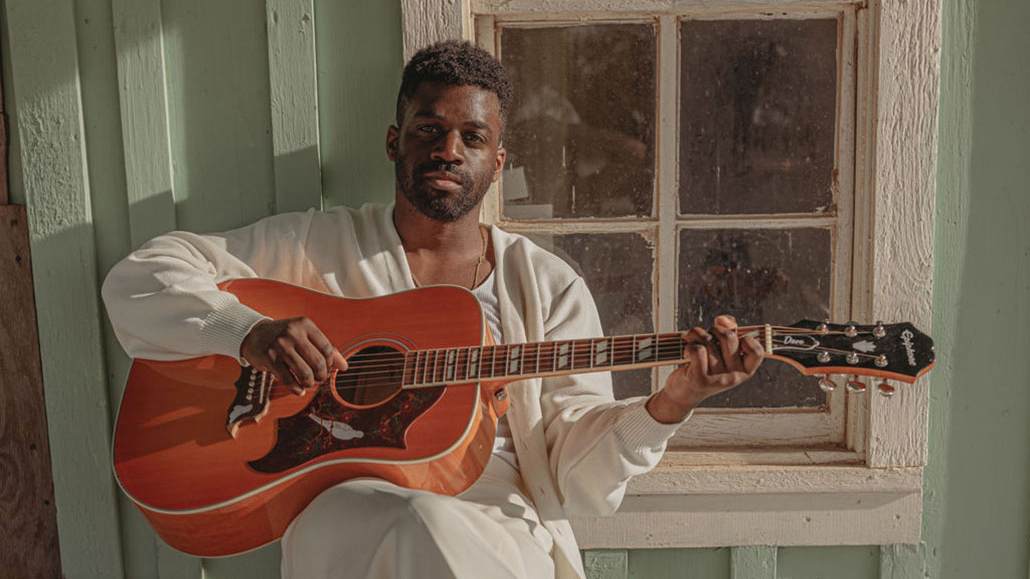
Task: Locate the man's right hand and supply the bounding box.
[240,317,348,394]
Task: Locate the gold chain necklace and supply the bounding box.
[409,226,489,290]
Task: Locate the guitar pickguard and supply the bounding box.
[247,385,444,473]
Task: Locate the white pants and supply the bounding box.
[281,457,555,579]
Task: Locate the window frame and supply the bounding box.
[399,0,938,547]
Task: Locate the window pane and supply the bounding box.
[678,228,831,408]
[679,19,838,215]
[500,24,657,219]
[523,231,655,399]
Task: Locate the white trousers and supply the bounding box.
[281,457,556,579]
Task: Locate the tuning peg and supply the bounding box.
[817,321,829,335]
[846,377,867,393]
[817,351,831,363]
[845,321,858,338]
[846,352,859,364]
[875,354,888,368]
[877,381,896,397]
[819,376,837,393]
[873,321,886,338]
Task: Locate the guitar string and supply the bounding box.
[260,336,892,395]
[307,325,879,373]
[293,327,885,377]
[261,329,890,390]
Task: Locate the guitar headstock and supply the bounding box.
[764,320,935,394]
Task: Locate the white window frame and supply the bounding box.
[400,0,939,548]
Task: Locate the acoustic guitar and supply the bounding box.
[112,278,935,556]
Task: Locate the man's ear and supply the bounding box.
[492,146,506,183]
[386,126,400,161]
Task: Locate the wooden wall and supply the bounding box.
[1,0,1026,578]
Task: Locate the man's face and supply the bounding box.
[387,82,506,222]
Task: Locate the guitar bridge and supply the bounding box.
[226,366,273,438]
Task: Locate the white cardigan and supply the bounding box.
[102,203,685,578]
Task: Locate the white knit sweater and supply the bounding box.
[102,202,685,578]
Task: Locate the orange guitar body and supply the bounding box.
[112,280,509,557]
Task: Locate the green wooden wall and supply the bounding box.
[1,0,1026,577]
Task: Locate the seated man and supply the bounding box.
[103,40,763,579]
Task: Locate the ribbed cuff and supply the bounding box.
[200,299,270,363]
[614,397,692,453]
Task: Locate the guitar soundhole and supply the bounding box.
[335,345,405,406]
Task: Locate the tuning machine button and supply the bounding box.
[818,376,837,393]
[877,381,896,397]
[846,377,867,393]
[873,321,886,338]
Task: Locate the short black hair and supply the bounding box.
[396,40,514,133]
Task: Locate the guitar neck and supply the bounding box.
[400,331,715,389]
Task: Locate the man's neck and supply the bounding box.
[393,194,494,289]
[393,194,484,254]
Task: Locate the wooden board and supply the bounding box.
[0,204,61,577]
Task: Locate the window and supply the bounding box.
[401,0,939,547]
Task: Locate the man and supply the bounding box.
[103,40,763,578]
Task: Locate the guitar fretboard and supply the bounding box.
[401,332,687,388]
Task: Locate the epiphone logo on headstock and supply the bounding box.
[901,329,917,367]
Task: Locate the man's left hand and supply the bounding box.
[646,314,765,424]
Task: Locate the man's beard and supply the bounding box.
[395,156,493,222]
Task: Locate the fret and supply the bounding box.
[407,351,416,387]
[635,334,655,363]
[464,346,471,381]
[431,349,440,384]
[508,344,522,376]
[556,341,571,371]
[592,337,611,368]
[445,348,456,381]
[534,342,541,375]
[658,333,684,362]
[489,345,497,378]
[470,347,481,379]
[420,349,429,385]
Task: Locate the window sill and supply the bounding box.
[569,451,923,548]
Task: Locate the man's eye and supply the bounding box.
[417,125,438,134]
[465,133,486,143]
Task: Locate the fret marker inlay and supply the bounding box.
[594,339,609,366]
[637,337,653,361]
[508,346,522,374]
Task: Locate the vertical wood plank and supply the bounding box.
[879,544,924,579]
[730,546,777,579]
[400,0,468,60]
[584,550,628,579]
[2,1,124,576]
[0,206,62,579]
[866,0,941,468]
[110,3,201,575]
[111,0,177,247]
[266,0,322,214]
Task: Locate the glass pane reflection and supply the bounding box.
[524,231,655,399]
[679,19,838,215]
[500,24,657,219]
[678,228,832,408]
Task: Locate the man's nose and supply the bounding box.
[430,131,464,164]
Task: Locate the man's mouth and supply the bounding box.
[420,170,465,192]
